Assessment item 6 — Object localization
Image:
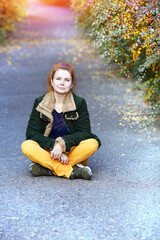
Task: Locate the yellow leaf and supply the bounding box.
[88,55,94,59]
[7,57,12,66]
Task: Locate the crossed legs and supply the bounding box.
[21,139,98,178]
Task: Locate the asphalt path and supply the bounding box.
[0,1,160,239]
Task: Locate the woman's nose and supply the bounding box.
[60,79,64,85]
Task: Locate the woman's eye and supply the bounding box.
[65,79,70,82]
[56,78,61,80]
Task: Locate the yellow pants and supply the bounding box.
[21,139,98,178]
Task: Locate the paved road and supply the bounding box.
[0,1,160,239]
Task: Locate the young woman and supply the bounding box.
[21,63,101,180]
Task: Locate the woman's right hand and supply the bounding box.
[50,143,62,160]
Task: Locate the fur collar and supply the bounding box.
[36,91,77,137]
[36,90,76,119]
[37,91,76,113]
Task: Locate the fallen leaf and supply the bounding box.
[7,57,12,66]
[88,64,92,69]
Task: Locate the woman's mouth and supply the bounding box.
[58,87,65,90]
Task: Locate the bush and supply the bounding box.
[71,0,160,121]
[0,0,27,43]
[39,0,70,6]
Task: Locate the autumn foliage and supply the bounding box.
[0,0,27,43]
[39,0,70,6]
[71,0,160,120]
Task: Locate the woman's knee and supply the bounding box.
[89,139,99,152]
[21,140,37,154]
[81,138,99,152]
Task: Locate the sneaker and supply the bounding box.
[29,163,53,177]
[70,163,92,180]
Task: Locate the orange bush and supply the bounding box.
[0,0,27,43]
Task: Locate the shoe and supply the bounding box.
[29,163,53,177]
[70,163,92,180]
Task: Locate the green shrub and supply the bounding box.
[0,0,27,43]
[71,0,160,122]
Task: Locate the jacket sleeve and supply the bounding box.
[26,98,55,151]
[55,98,92,152]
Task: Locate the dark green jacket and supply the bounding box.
[26,91,101,152]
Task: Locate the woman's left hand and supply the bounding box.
[50,143,62,160]
[59,153,68,165]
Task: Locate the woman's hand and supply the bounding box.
[50,143,62,160]
[59,153,68,165]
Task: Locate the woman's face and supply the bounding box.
[51,69,73,94]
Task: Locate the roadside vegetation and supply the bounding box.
[0,0,27,44]
[70,0,160,123]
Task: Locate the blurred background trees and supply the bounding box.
[0,0,70,44]
[39,0,70,6]
[0,0,27,43]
